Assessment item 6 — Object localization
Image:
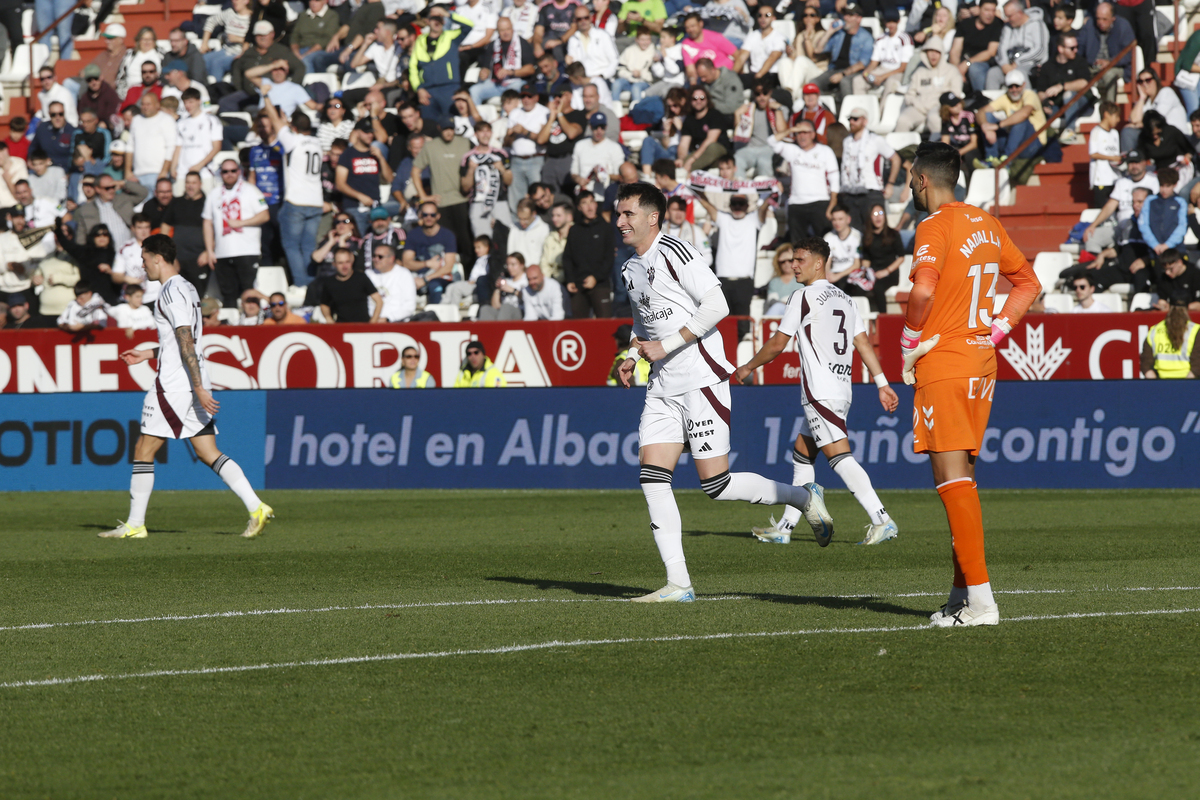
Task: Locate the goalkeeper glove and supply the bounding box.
[900,327,939,386]
[990,316,1012,345]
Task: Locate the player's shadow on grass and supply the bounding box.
[78,523,186,534]
[685,529,753,539]
[739,592,930,619]
[487,576,646,599]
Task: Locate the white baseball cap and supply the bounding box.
[252,20,275,35]
[102,22,126,39]
[1005,69,1027,86]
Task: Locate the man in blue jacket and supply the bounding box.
[1139,166,1187,268]
[1076,3,1135,103]
[814,5,874,108]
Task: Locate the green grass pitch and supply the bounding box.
[2,488,1200,799]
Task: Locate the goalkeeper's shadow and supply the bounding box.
[736,592,931,619]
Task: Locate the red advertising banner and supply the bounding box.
[0,319,740,393]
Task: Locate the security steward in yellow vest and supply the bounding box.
[1141,299,1199,378]
[409,7,474,122]
[390,346,437,388]
[607,323,650,386]
[454,340,507,387]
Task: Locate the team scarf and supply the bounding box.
[733,104,784,145]
[688,171,781,202]
[491,37,523,73]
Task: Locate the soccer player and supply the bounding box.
[101,234,274,540]
[614,183,832,603]
[734,236,900,546]
[901,142,1040,627]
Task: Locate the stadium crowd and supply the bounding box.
[0,0,1198,337]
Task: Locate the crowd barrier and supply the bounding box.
[3,383,1196,491]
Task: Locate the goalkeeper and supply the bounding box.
[901,142,1040,628]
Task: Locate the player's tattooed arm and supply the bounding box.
[176,326,221,415]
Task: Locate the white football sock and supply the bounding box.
[780,448,815,531]
[967,582,995,608]
[703,471,810,510]
[640,465,690,587]
[127,461,154,527]
[829,452,888,525]
[212,454,261,513]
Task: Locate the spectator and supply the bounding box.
[389,101,439,172]
[456,0,498,59]
[1083,150,1158,251]
[508,197,551,267]
[1152,250,1200,310]
[537,87,586,195]
[359,206,405,270]
[166,26,208,86]
[345,19,404,107]
[861,203,906,313]
[951,0,1003,93]
[31,102,75,172]
[1176,27,1200,116]
[121,60,165,114]
[236,290,266,325]
[988,1,1048,90]
[390,346,437,388]
[1069,273,1114,313]
[479,252,528,320]
[6,117,29,162]
[367,243,419,322]
[615,31,657,105]
[940,92,979,168]
[117,26,164,101]
[36,66,78,127]
[161,172,209,293]
[618,0,666,39]
[639,87,688,172]
[306,212,361,303]
[977,70,1045,167]
[462,122,512,238]
[1139,167,1187,262]
[402,201,458,303]
[1034,33,1091,140]
[813,5,873,106]
[223,21,306,113]
[502,0,539,43]
[531,181,575,221]
[571,113,624,199]
[522,264,566,320]
[317,98,355,153]
[204,159,270,307]
[471,17,536,106]
[1089,100,1123,208]
[201,295,224,327]
[790,83,837,145]
[896,37,961,137]
[663,195,709,265]
[679,86,732,172]
[0,210,48,300]
[733,81,785,179]
[763,243,798,316]
[202,0,254,81]
[0,142,27,208]
[321,247,383,323]
[907,4,956,80]
[27,150,66,203]
[562,193,613,318]
[695,191,766,336]
[128,93,177,188]
[248,0,288,41]
[784,8,831,99]
[1112,0,1157,76]
[245,60,316,117]
[1142,296,1199,377]
[823,204,862,291]
[732,5,786,91]
[77,68,122,134]
[390,132,427,214]
[577,81,620,143]
[35,0,76,60]
[70,174,142,251]
[263,292,307,325]
[141,178,174,231]
[853,9,912,97]
[111,214,155,302]
[453,340,507,387]
[1087,185,1152,294]
[840,108,901,230]
[695,58,743,118]
[506,86,551,214]
[173,89,222,187]
[1077,3,1135,104]
[337,118,393,233]
[161,60,210,105]
[443,233,494,309]
[5,293,54,329]
[265,102,326,287]
[71,109,111,187]
[110,284,156,330]
[533,52,572,101]
[680,12,736,82]
[772,119,839,238]
[539,201,574,282]
[566,5,618,81]
[291,0,345,74]
[1137,111,1196,183]
[412,116,472,256]
[88,23,129,92]
[534,0,579,63]
[409,7,474,121]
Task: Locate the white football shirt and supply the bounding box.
[202,180,268,258]
[776,279,866,405]
[824,228,861,277]
[177,112,225,176]
[770,139,840,204]
[1088,126,1120,188]
[621,231,735,397]
[154,274,210,393]
[367,265,417,322]
[713,209,760,280]
[276,127,325,208]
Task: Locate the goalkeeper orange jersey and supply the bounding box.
[907,202,1039,383]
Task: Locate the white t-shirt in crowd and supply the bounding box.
[714,208,761,280]
[507,104,551,156]
[113,239,163,304]
[570,137,624,196]
[1146,89,1188,134]
[368,265,417,321]
[363,41,402,83]
[1111,173,1160,222]
[111,301,157,330]
[776,278,866,405]
[177,112,225,176]
[276,127,325,207]
[202,179,269,258]
[771,139,840,204]
[130,111,178,176]
[1089,126,1120,188]
[870,31,914,72]
[840,131,895,193]
[522,276,567,320]
[1072,299,1114,313]
[456,2,498,48]
[824,228,862,277]
[740,28,787,74]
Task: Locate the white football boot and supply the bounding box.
[802,482,834,547]
[751,515,793,544]
[858,520,899,545]
[930,599,1000,627]
[631,582,697,603]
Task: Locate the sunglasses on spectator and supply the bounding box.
[328,103,343,109]
[221,168,239,174]
[87,76,100,82]
[848,115,865,121]
[1137,77,1155,83]
[1073,284,1089,291]
[420,211,438,217]
[50,112,64,117]
[373,253,389,258]
[403,354,418,359]
[691,96,706,102]
[336,217,353,224]
[803,12,819,17]
[98,184,116,190]
[466,349,483,356]
[757,11,773,16]
[94,231,110,236]
[270,301,287,307]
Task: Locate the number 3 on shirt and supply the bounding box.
[966,261,999,330]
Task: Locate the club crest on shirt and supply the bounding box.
[646,264,655,285]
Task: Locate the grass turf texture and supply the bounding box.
[2,488,1200,799]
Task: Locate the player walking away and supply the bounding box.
[901,142,1040,627]
[735,236,901,546]
[614,183,832,603]
[101,234,274,540]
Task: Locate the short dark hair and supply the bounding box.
[181,87,202,102]
[528,181,550,197]
[131,213,151,227]
[684,12,703,25]
[651,158,676,179]
[616,182,666,228]
[1160,248,1184,266]
[270,292,286,302]
[667,196,688,211]
[565,61,587,79]
[507,252,526,265]
[830,203,851,217]
[375,243,396,259]
[912,141,962,190]
[793,236,830,265]
[1158,166,1180,186]
[74,280,92,295]
[291,109,313,133]
[552,201,574,214]
[1072,273,1094,288]
[142,233,176,263]
[474,234,492,249]
[1101,100,1121,119]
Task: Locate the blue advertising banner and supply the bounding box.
[0,391,267,491]
[263,383,1200,490]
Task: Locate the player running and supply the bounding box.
[614,183,831,603]
[100,234,274,540]
[902,142,1039,627]
[734,236,900,546]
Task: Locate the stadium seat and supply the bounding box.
[1079,208,1101,223]
[623,130,647,154]
[341,71,376,92]
[749,295,765,321]
[1129,292,1154,311]
[285,285,308,310]
[1041,293,1073,313]
[819,95,836,114]
[0,43,49,83]
[303,72,339,96]
[217,308,239,324]
[1107,282,1131,296]
[851,295,876,322]
[838,95,880,129]
[1094,292,1125,312]
[874,93,904,135]
[427,304,462,322]
[965,168,1012,208]
[886,131,921,151]
[754,251,775,288]
[1032,251,1073,294]
[254,266,289,296]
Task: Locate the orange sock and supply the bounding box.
[937,479,988,586]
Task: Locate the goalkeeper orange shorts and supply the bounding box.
[911,374,996,456]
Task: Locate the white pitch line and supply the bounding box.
[3,606,1198,690]
[4,586,1200,635]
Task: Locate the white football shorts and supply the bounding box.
[639,381,732,459]
[141,380,217,440]
[797,398,850,449]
